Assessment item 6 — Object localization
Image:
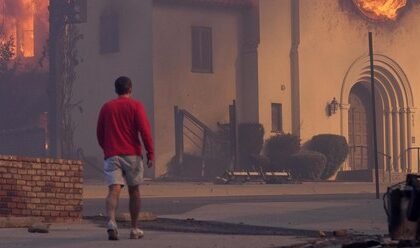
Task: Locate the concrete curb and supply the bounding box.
[0,217,44,228]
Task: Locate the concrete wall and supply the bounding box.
[298,0,366,141]
[152,3,243,176]
[73,0,154,175]
[258,0,292,137]
[237,2,259,124]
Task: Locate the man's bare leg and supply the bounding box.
[106,184,122,240]
[106,184,122,223]
[128,185,141,229]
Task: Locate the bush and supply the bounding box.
[238,123,264,169]
[307,134,349,180]
[249,154,271,170]
[264,134,300,170]
[289,151,327,180]
[166,153,230,179]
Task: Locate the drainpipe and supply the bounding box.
[290,0,301,137]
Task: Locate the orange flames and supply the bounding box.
[353,0,407,21]
[20,0,35,57]
[0,0,48,59]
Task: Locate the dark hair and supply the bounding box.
[115,76,132,95]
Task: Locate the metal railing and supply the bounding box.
[348,145,392,182]
[348,145,420,183]
[174,106,232,177]
[348,145,369,170]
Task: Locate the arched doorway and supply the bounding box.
[340,55,415,174]
[348,83,372,170]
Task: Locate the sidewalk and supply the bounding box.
[83,181,390,199]
[84,182,389,235]
[162,199,387,235]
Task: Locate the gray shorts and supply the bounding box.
[104,156,144,186]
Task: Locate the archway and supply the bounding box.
[348,83,372,170]
[340,54,415,173]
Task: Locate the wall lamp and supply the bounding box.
[328,97,339,116]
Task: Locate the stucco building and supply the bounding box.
[71,0,420,179]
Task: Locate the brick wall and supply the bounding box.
[0,155,83,222]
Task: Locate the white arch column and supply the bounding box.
[392,109,401,172]
[406,108,414,172]
[340,103,351,170]
[399,108,407,172]
[384,108,392,172]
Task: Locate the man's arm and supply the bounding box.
[96,107,105,149]
[136,103,155,164]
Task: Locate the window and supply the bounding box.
[99,14,119,54]
[271,103,283,133]
[191,26,213,73]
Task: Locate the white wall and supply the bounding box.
[73,0,154,172]
[258,0,292,137]
[152,3,243,176]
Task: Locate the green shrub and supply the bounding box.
[238,123,264,169]
[307,134,349,180]
[264,134,300,170]
[289,151,327,180]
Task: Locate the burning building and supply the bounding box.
[0,0,49,157]
[0,0,48,63]
[353,0,407,21]
[60,0,420,180]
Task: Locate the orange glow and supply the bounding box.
[20,0,34,57]
[353,0,407,21]
[0,0,39,58]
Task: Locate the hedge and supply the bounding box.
[307,134,349,180]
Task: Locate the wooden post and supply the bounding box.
[201,129,207,177]
[229,100,237,170]
[174,106,184,167]
[388,155,392,184]
[369,32,380,199]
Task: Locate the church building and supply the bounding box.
[71,0,419,179]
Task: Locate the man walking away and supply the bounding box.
[97,76,154,241]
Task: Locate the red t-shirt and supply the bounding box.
[96,97,154,160]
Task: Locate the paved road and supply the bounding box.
[0,223,307,248]
[0,182,391,248]
[83,183,388,235]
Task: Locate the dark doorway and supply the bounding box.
[348,83,373,170]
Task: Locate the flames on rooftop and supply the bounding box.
[353,0,407,21]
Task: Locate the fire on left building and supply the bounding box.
[0,0,50,157]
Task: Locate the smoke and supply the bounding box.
[2,0,33,18]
